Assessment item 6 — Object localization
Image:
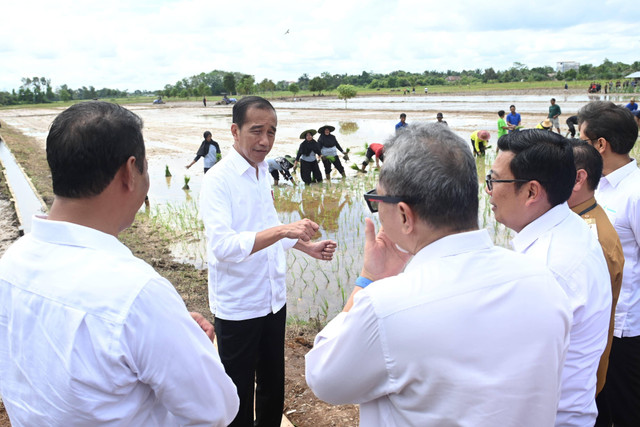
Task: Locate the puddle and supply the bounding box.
[0,140,47,233]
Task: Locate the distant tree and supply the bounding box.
[58,85,72,101]
[276,80,289,91]
[197,82,211,96]
[258,78,275,93]
[483,67,498,82]
[237,75,255,95]
[297,73,310,90]
[289,83,300,98]
[223,73,236,95]
[564,69,578,80]
[309,77,327,94]
[336,84,357,108]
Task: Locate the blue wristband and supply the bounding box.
[355,276,373,288]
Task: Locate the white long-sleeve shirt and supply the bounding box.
[0,217,239,426]
[596,159,640,338]
[306,229,571,427]
[512,203,611,427]
[200,147,296,320]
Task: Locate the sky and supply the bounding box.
[2,0,639,93]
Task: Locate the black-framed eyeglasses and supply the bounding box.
[485,174,531,192]
[363,189,414,213]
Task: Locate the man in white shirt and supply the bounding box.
[0,101,239,426]
[578,101,640,427]
[305,123,572,426]
[200,96,337,427]
[488,129,611,426]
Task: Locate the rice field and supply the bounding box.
[148,150,519,322]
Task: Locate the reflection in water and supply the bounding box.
[165,176,172,188]
[339,121,359,135]
[154,143,640,322]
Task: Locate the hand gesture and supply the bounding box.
[361,217,411,281]
[305,240,337,261]
[282,219,319,242]
[190,311,215,342]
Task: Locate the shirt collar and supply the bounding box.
[405,229,493,273]
[30,215,132,256]
[512,202,571,253]
[229,146,268,177]
[570,196,597,216]
[601,158,638,188]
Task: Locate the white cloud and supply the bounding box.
[1,0,639,92]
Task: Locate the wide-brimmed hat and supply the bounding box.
[541,119,553,128]
[300,129,317,139]
[283,154,295,165]
[317,125,335,134]
[478,130,490,140]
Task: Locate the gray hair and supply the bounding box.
[379,123,478,231]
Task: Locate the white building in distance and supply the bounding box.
[557,62,580,73]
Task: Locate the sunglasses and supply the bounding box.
[363,189,415,213]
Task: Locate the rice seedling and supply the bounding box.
[147,160,514,326]
[165,165,172,177]
[182,175,191,190]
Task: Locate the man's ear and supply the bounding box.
[592,137,607,154]
[397,202,415,234]
[120,156,138,192]
[231,123,240,141]
[573,169,588,193]
[524,180,546,205]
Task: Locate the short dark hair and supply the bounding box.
[509,105,516,109]
[400,113,407,118]
[570,140,603,191]
[46,101,145,198]
[380,123,478,231]
[497,129,575,207]
[498,110,505,117]
[551,98,556,102]
[203,131,212,139]
[578,101,638,154]
[232,96,276,129]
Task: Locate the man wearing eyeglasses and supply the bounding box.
[305,123,572,426]
[487,129,611,427]
[577,101,640,427]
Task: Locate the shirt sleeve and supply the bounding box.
[305,291,390,404]
[200,173,257,263]
[122,278,239,426]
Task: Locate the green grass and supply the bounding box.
[4,80,637,111]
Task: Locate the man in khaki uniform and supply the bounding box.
[567,139,624,395]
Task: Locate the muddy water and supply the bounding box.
[1,94,632,320]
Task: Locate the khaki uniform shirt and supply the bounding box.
[572,197,624,394]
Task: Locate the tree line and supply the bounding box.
[0,77,154,106]
[1,59,638,106]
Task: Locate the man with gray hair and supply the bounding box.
[305,123,571,426]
